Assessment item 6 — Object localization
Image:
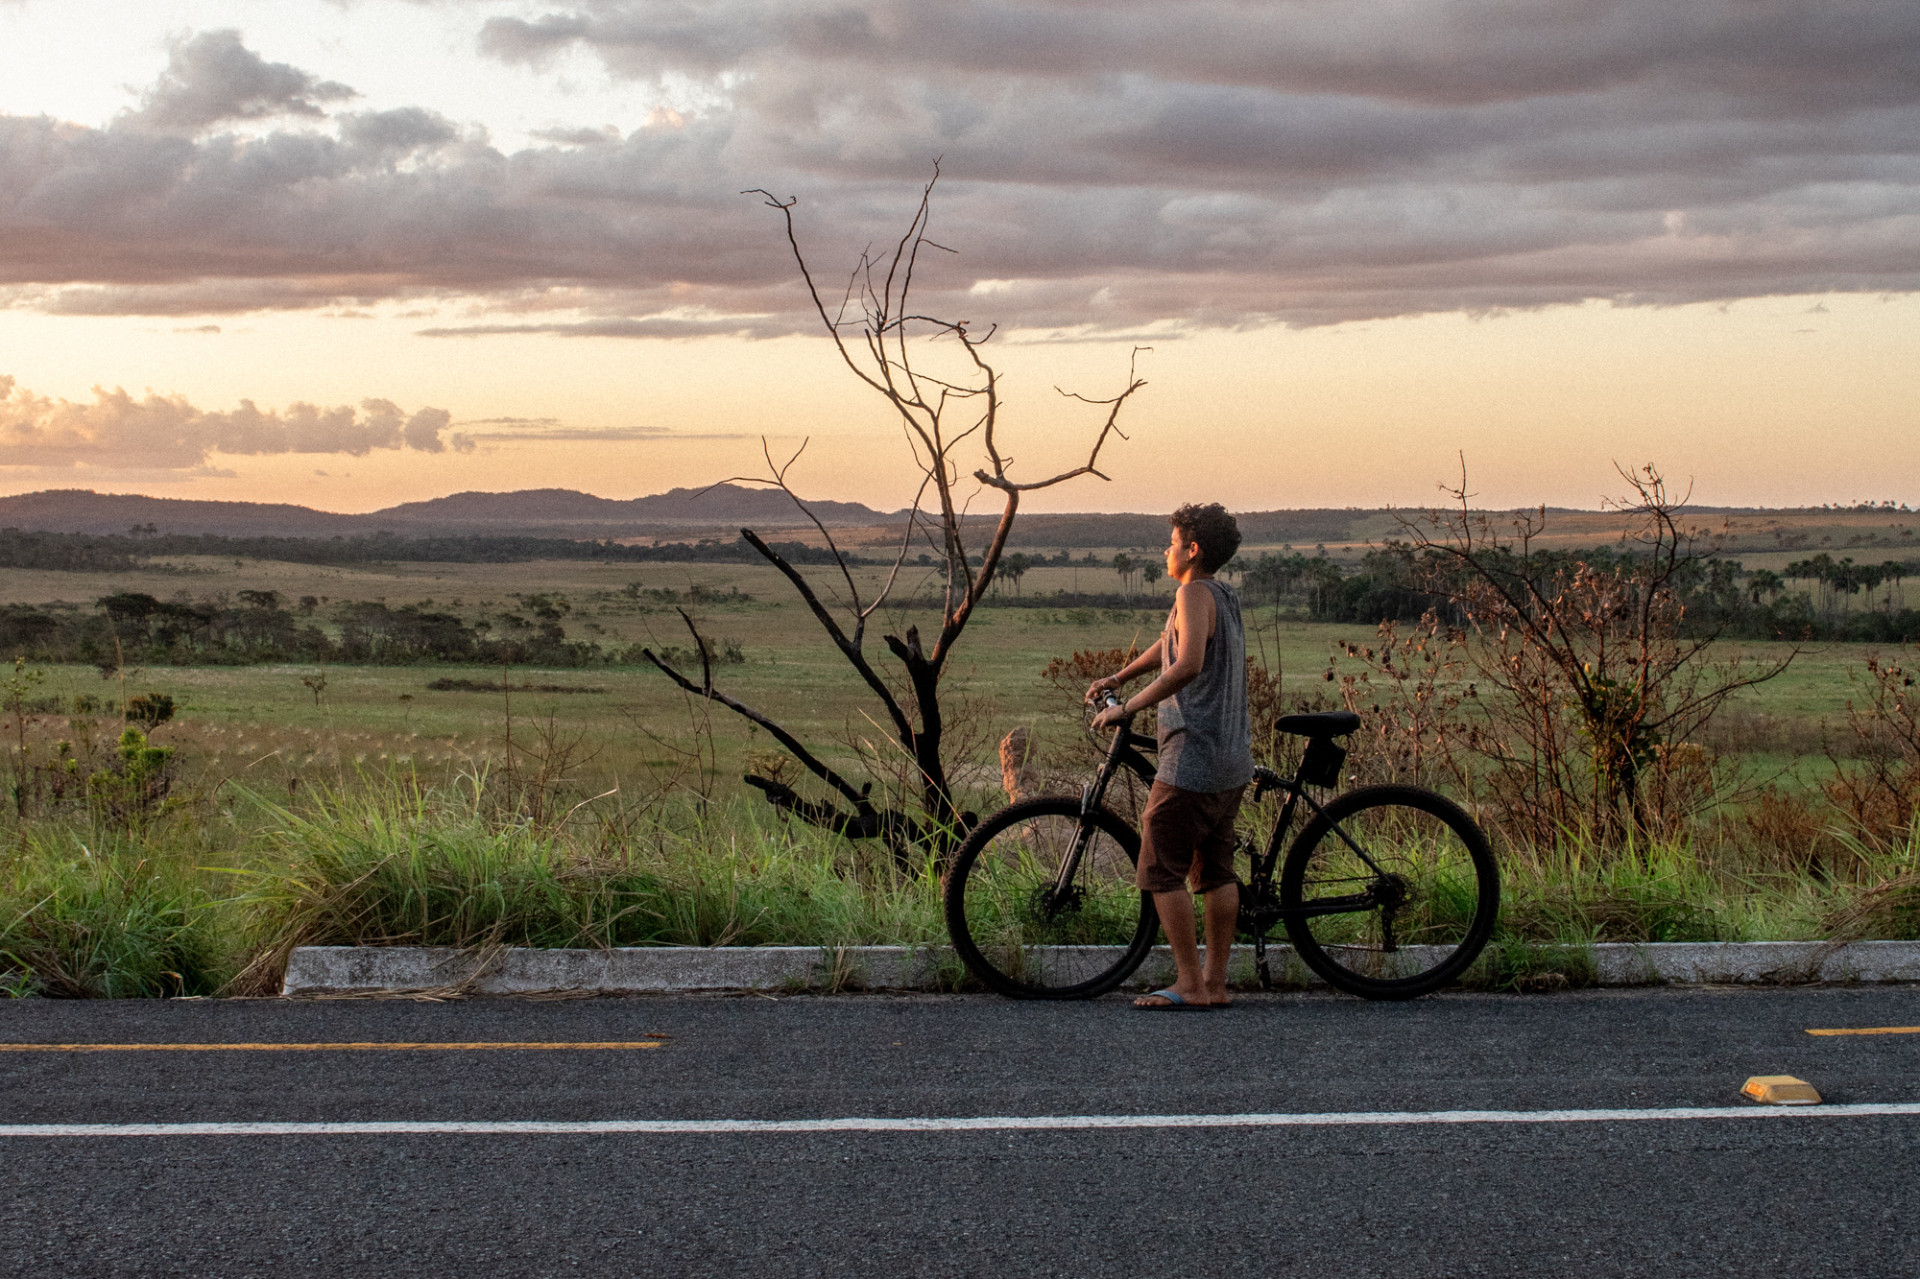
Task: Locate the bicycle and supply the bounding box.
[943,695,1499,1001]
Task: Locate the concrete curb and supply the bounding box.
[282,940,1920,996]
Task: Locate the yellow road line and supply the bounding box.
[1806,1026,1920,1037]
[0,1042,664,1053]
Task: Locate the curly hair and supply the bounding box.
[1169,502,1242,573]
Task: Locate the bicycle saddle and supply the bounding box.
[1274,711,1360,739]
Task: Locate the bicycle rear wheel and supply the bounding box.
[1280,784,1498,1000]
[944,797,1157,999]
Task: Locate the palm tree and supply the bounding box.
[1001,552,1031,596]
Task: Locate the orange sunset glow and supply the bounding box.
[3,2,1917,514]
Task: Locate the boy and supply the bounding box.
[1089,503,1252,1009]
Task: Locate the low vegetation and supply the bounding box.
[3,475,1918,997]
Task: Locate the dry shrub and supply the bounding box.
[1395,466,1791,855]
[1040,646,1141,699]
[1697,710,1841,760]
[1732,785,1852,878]
[1824,646,1920,850]
[1637,741,1722,841]
[1821,852,1920,943]
[1328,614,1476,793]
[1036,645,1151,818]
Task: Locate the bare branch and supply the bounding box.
[737,529,915,743]
[743,187,891,399]
[861,469,937,622]
[642,617,870,812]
[974,347,1148,494]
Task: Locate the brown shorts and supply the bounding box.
[1136,780,1246,894]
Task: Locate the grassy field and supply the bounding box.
[2,559,1892,798]
[2,552,1916,996]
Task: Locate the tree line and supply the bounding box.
[0,590,628,668]
[1235,545,1920,642]
[0,527,857,570]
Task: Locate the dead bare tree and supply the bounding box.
[644,166,1146,860]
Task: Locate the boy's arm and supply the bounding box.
[1094,639,1165,692]
[1091,583,1216,726]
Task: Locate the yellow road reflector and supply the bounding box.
[1807,1026,1920,1037]
[0,1041,663,1053]
[1742,1075,1822,1106]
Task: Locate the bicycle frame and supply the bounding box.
[1053,702,1395,927]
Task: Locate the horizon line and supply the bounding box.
[1,485,1913,521]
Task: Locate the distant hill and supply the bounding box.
[1013,510,1379,549]
[0,485,894,538]
[0,490,368,537]
[3,487,1909,558]
[374,486,894,528]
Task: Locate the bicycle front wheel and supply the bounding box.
[944,797,1158,999]
[1280,785,1499,1000]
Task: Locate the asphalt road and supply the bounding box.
[2,986,1917,1278]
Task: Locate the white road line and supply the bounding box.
[4,1104,1920,1138]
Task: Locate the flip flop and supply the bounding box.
[1134,988,1212,1011]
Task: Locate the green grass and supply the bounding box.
[4,546,1898,808]
[0,824,227,997]
[235,778,945,951]
[2,553,1917,996]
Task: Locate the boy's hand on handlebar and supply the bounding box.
[1090,692,1130,732]
[1084,675,1121,706]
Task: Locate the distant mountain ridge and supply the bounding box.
[375,486,894,527]
[0,490,369,537]
[0,485,897,537]
[2,487,1890,555]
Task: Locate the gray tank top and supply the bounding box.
[1156,578,1253,793]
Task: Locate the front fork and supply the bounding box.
[1048,728,1133,909]
[1043,785,1099,907]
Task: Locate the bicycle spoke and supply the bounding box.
[946,799,1155,998]
[1282,785,1498,998]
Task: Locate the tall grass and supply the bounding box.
[2,761,1917,998]
[1819,823,1920,942]
[220,774,948,993]
[0,825,225,997]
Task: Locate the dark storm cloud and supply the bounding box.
[2,5,1918,332]
[482,0,1920,111]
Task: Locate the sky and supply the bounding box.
[0,0,1916,514]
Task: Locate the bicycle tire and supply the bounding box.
[1279,784,1499,1000]
[945,796,1158,999]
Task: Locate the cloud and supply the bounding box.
[451,425,700,441]
[131,30,357,133]
[0,375,465,472]
[0,10,1917,332]
[530,125,623,147]
[479,0,1920,111]
[442,416,747,444]
[418,313,796,339]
